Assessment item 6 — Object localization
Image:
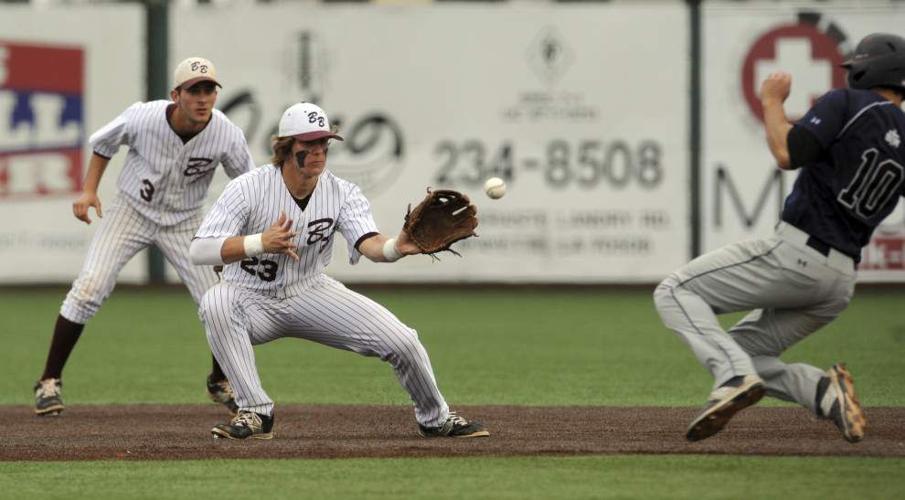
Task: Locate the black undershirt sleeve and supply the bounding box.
[787,125,825,168]
[354,232,380,251]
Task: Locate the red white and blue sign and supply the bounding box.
[0,41,84,198]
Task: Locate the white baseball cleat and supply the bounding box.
[686,374,765,442]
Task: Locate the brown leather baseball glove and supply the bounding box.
[403,188,478,256]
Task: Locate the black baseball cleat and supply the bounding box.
[419,412,490,438]
[206,375,239,415]
[34,378,65,416]
[211,411,274,440]
[686,374,765,442]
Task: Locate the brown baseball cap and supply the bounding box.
[173,57,221,90]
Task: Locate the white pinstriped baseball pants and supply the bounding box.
[198,276,451,427]
[61,196,218,324]
[653,222,856,415]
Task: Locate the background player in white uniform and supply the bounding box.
[189,102,489,440]
[33,57,254,416]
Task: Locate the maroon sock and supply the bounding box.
[40,315,85,380]
[210,356,226,382]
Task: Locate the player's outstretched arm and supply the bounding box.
[72,153,110,224]
[358,231,421,263]
[760,71,793,169]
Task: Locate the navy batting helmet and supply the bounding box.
[842,33,905,92]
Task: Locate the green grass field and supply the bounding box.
[2,286,903,499]
[2,456,903,500]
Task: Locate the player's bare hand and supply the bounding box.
[760,71,792,105]
[263,210,299,261]
[72,192,103,224]
[395,230,422,256]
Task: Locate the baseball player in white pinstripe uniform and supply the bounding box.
[33,57,254,416]
[190,102,489,440]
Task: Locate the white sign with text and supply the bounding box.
[174,4,690,283]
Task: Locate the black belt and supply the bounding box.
[806,236,859,266]
[805,236,832,257]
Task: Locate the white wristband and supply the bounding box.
[243,233,264,257]
[382,238,404,262]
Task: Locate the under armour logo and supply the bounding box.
[809,117,822,125]
[797,259,808,267]
[885,129,901,148]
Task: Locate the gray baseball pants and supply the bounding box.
[653,222,856,414]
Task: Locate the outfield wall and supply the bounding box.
[2,1,905,284]
[173,4,690,283]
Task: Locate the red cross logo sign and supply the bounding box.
[741,23,847,123]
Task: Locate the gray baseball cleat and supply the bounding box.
[211,411,274,440]
[418,411,490,438]
[686,374,765,442]
[824,363,866,443]
[206,375,239,415]
[34,378,65,416]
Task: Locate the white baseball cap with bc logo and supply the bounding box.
[173,57,221,90]
[278,102,344,142]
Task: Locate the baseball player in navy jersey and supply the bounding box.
[654,32,905,443]
[33,57,254,416]
[189,102,489,440]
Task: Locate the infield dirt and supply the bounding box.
[3,405,903,461]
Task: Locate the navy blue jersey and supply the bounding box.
[781,89,905,260]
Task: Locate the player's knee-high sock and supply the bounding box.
[40,315,85,380]
[210,355,226,381]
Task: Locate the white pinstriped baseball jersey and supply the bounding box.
[194,165,378,297]
[90,100,254,226]
[60,100,254,324]
[195,164,452,427]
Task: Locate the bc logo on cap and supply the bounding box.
[174,57,220,89]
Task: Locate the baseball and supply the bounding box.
[484,177,506,199]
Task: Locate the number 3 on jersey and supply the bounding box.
[240,257,279,282]
[838,148,905,219]
[140,179,155,202]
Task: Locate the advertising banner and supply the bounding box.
[703,2,905,282]
[175,4,690,282]
[0,5,145,283]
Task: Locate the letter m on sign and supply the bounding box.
[0,41,85,199]
[714,164,786,228]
